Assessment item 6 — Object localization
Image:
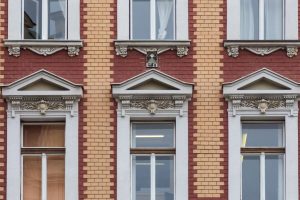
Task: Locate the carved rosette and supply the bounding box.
[131,99,174,114]
[177,46,189,57]
[8,46,21,57]
[227,46,239,57]
[286,47,298,58]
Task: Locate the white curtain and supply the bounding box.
[241,0,258,39]
[265,0,283,40]
[157,0,173,39]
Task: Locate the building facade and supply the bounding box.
[0,0,298,200]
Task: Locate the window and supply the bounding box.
[223,68,299,200]
[3,70,83,200]
[22,123,65,200]
[117,0,188,40]
[131,0,175,40]
[227,0,297,40]
[112,69,193,200]
[131,122,175,200]
[241,122,285,200]
[23,0,67,40]
[241,0,283,40]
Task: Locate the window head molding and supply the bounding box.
[112,69,193,200]
[223,68,299,200]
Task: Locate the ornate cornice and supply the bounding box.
[6,96,80,117]
[227,94,298,116]
[115,40,190,68]
[224,40,300,58]
[118,95,187,116]
[4,39,83,57]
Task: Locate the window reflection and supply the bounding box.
[24,0,42,39]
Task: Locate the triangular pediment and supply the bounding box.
[2,70,83,97]
[223,68,300,96]
[112,69,193,96]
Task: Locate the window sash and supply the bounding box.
[240,0,285,40]
[131,154,175,200]
[21,153,65,200]
[22,0,68,40]
[130,0,176,40]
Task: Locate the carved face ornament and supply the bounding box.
[37,100,49,115]
[147,100,158,114]
[258,99,269,113]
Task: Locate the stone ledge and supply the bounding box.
[3,39,83,57]
[224,40,300,58]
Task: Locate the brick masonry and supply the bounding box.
[82,0,115,199]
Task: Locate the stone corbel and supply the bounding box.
[228,95,244,116]
[283,95,297,116]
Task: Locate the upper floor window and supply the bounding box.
[131,0,175,40]
[24,0,67,40]
[117,0,188,40]
[227,0,297,40]
[241,0,283,40]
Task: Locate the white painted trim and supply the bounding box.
[259,0,264,40]
[42,153,47,200]
[227,0,298,40]
[260,153,265,200]
[8,0,80,40]
[117,0,188,40]
[42,0,48,40]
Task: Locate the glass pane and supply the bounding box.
[24,0,42,39]
[23,124,65,147]
[242,155,260,200]
[265,0,283,39]
[47,155,65,200]
[49,0,66,39]
[133,156,151,200]
[156,0,175,40]
[132,0,151,39]
[241,123,284,147]
[23,156,42,200]
[132,123,175,148]
[240,0,259,40]
[156,156,174,200]
[266,155,284,200]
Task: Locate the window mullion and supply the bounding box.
[42,153,47,200]
[260,153,265,200]
[150,0,156,40]
[151,153,156,200]
[42,0,48,39]
[259,0,264,39]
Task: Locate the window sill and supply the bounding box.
[224,40,300,58]
[3,39,83,57]
[114,40,190,57]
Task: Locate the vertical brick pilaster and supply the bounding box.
[192,0,225,199]
[82,0,115,199]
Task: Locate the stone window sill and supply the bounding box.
[114,40,190,57]
[3,39,83,57]
[224,40,300,58]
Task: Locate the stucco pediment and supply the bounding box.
[2,69,83,97]
[112,69,193,97]
[223,68,300,96]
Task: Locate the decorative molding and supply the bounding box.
[227,95,298,116]
[114,40,190,67]
[224,40,300,57]
[6,96,79,117]
[118,95,186,116]
[4,39,83,57]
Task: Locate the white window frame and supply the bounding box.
[240,121,286,200]
[112,69,193,200]
[227,0,298,40]
[3,70,83,200]
[223,68,300,200]
[117,0,188,40]
[8,0,80,40]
